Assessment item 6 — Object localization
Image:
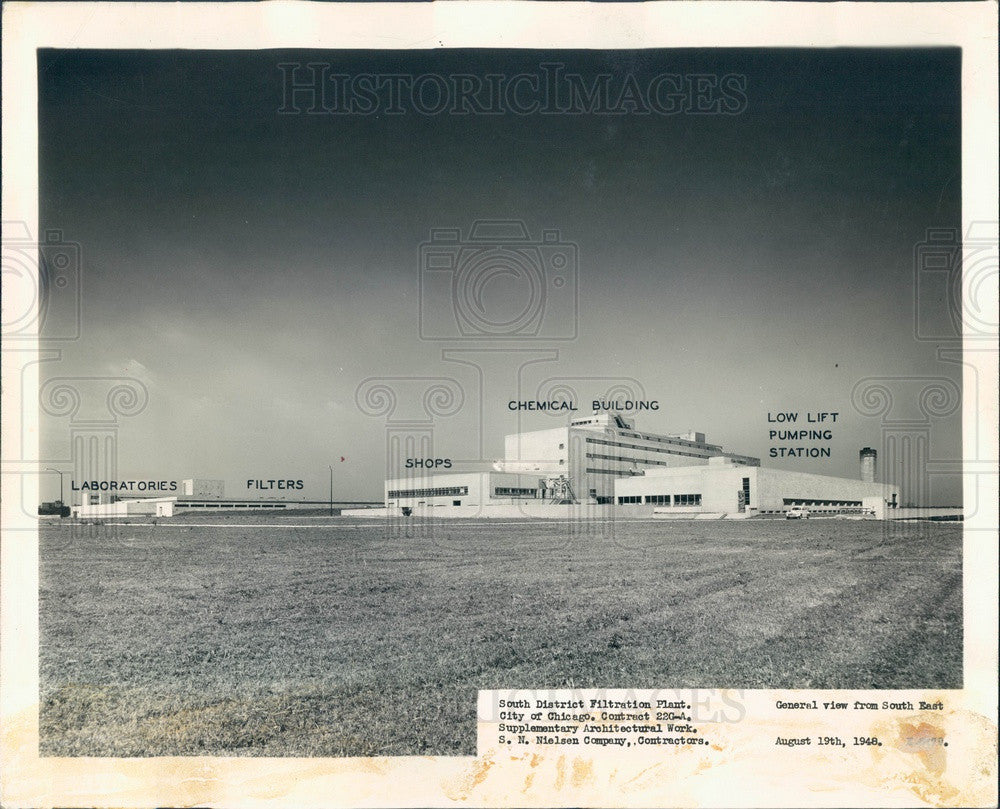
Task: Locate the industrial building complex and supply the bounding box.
[357,412,900,519]
[59,412,901,521]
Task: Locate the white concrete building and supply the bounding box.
[614,457,899,519]
[71,496,176,518]
[358,411,901,520]
[182,478,225,498]
[498,412,758,503]
[382,413,758,512]
[385,471,542,511]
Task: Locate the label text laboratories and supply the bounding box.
[509,400,659,411]
[72,480,178,492]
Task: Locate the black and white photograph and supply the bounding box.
[2,3,997,808]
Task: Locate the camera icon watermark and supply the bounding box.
[2,222,82,341]
[913,221,998,342]
[419,220,578,340]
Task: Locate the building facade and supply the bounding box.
[71,496,176,518]
[614,457,899,518]
[385,471,542,510]
[498,412,758,503]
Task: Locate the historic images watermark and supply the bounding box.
[357,217,585,544]
[355,375,467,541]
[278,62,748,117]
[2,221,83,342]
[359,212,682,548]
[419,220,578,341]
[849,221,999,534]
[913,222,998,343]
[3,221,152,549]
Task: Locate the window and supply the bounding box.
[644,494,671,505]
[453,500,461,506]
[494,487,537,497]
[674,493,702,507]
[617,495,641,504]
[559,442,565,449]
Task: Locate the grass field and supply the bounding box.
[39,517,962,757]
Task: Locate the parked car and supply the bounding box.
[785,507,810,519]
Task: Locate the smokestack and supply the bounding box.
[860,447,877,483]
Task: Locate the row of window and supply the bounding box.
[613,430,720,451]
[586,436,710,460]
[586,451,674,467]
[387,486,469,498]
[592,432,759,465]
[179,502,288,509]
[494,487,538,497]
[617,493,703,506]
[760,507,871,515]
[782,498,862,507]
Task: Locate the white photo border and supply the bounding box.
[2,2,997,807]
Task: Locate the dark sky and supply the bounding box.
[38,48,963,504]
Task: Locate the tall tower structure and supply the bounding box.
[859,447,877,483]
